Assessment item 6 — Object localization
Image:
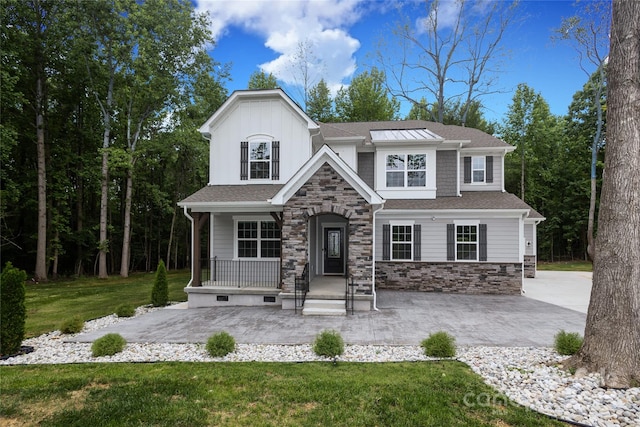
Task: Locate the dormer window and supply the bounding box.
[472,156,485,183]
[386,154,426,187]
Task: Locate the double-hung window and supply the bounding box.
[249,141,271,179]
[386,154,426,187]
[391,224,413,260]
[472,156,485,183]
[236,220,281,258]
[456,224,478,261]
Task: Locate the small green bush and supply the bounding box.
[554,330,583,355]
[59,316,85,334]
[421,331,456,358]
[206,331,236,357]
[151,260,169,307]
[313,329,344,362]
[92,333,127,357]
[115,304,135,317]
[0,262,27,356]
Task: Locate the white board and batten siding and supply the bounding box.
[375,215,521,263]
[207,98,313,185]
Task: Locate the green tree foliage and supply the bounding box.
[334,68,399,122]
[247,70,279,89]
[0,262,27,356]
[151,260,169,307]
[306,79,334,122]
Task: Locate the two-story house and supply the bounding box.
[178,89,544,314]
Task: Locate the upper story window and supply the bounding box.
[240,140,280,181]
[472,156,485,183]
[386,154,426,187]
[463,155,493,184]
[250,141,271,179]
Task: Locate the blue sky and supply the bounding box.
[195,0,606,123]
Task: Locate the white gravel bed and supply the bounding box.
[1,307,638,427]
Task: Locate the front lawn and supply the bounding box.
[24,270,190,337]
[0,362,563,427]
[537,261,592,272]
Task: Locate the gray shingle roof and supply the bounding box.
[319,120,510,149]
[384,192,545,219]
[179,184,284,204]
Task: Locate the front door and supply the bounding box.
[323,227,344,275]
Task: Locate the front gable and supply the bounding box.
[201,89,320,186]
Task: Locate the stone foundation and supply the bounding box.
[376,261,522,295]
[524,255,536,278]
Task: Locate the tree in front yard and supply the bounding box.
[565,0,640,389]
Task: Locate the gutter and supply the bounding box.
[182,206,194,287]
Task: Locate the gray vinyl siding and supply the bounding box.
[357,152,375,188]
[376,215,520,263]
[436,150,457,197]
[524,223,535,256]
[459,154,503,192]
[212,213,234,259]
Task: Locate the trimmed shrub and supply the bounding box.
[115,304,136,318]
[313,329,344,362]
[206,331,236,357]
[151,260,169,307]
[59,316,85,334]
[421,331,456,358]
[0,262,28,356]
[92,333,126,357]
[554,330,583,356]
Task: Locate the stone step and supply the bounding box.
[302,299,346,316]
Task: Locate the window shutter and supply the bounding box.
[271,141,280,180]
[463,157,471,183]
[382,224,390,261]
[413,224,421,261]
[479,223,487,261]
[240,141,248,180]
[447,224,455,261]
[486,156,493,183]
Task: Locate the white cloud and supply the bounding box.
[195,0,366,96]
[416,0,463,34]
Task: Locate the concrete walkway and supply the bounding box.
[74,271,590,347]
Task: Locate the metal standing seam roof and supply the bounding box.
[370,128,443,142]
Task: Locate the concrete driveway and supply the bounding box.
[74,271,590,348]
[523,270,592,313]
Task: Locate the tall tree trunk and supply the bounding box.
[166,205,177,272]
[35,73,48,282]
[586,66,605,261]
[119,165,133,277]
[566,0,640,389]
[520,142,525,201]
[97,75,114,279]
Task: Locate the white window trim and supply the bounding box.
[390,220,414,261]
[248,140,272,181]
[385,153,427,188]
[454,220,479,261]
[232,216,280,260]
[471,156,485,184]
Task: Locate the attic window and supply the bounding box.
[250,141,271,179]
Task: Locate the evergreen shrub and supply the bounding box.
[92,333,127,357]
[115,304,136,317]
[554,330,583,355]
[59,316,85,334]
[421,331,456,358]
[0,262,27,356]
[313,329,345,362]
[206,331,236,357]
[151,260,169,307]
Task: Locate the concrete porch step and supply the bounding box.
[302,299,346,316]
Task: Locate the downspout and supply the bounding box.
[371,203,385,311]
[182,206,194,287]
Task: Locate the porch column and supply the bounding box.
[192,212,209,287]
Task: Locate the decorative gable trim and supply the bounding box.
[270,145,384,206]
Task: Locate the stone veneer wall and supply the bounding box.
[524,255,536,278]
[281,163,373,293]
[376,261,522,295]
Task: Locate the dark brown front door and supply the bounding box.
[323,227,344,274]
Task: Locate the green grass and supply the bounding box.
[24,270,189,337]
[537,261,592,272]
[0,362,563,427]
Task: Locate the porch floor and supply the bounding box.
[308,275,345,297]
